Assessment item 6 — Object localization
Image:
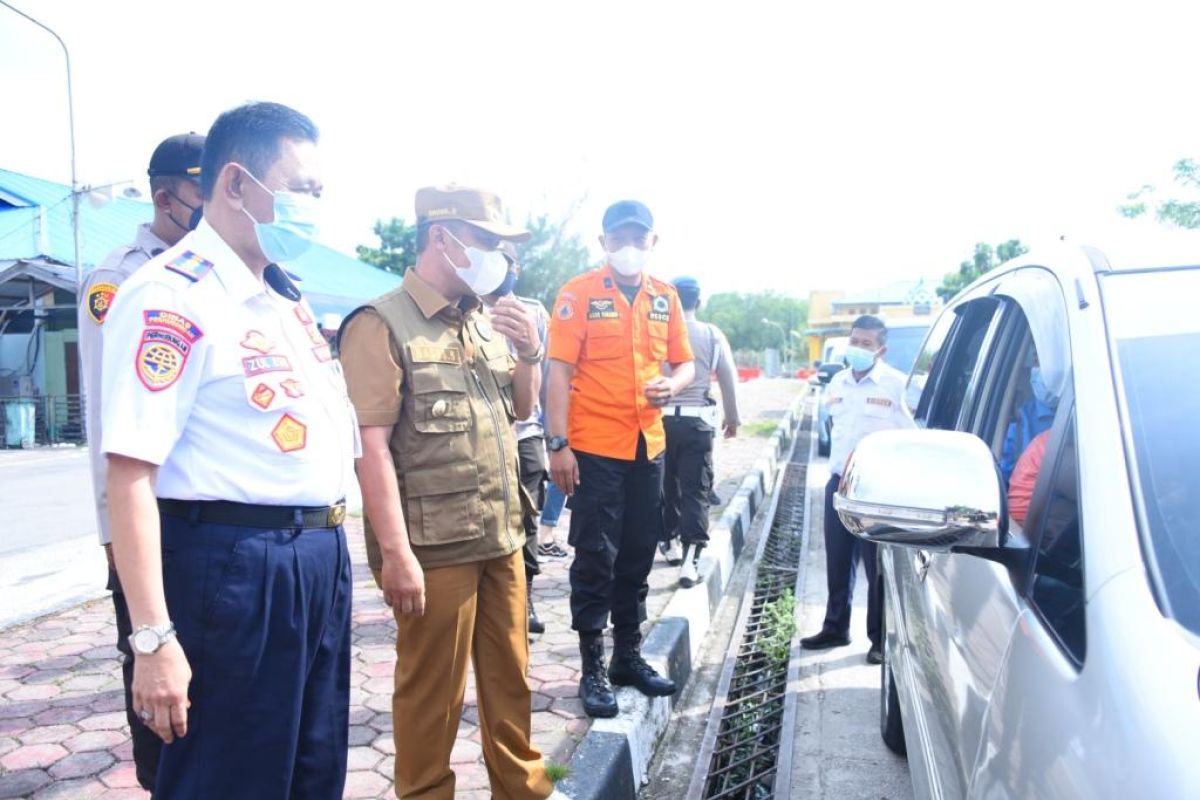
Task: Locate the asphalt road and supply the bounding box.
[0,446,106,628]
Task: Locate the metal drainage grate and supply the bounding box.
[694,421,810,800]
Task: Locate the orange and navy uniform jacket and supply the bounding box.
[548,265,694,461]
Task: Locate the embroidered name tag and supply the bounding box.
[242,355,292,376]
[866,397,893,407]
[587,298,620,320]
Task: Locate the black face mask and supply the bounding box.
[166,190,202,232]
[493,268,518,297]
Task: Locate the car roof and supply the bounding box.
[955,241,1200,301]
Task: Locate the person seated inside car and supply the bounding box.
[999,355,1057,482]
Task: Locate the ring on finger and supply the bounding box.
[138,708,153,722]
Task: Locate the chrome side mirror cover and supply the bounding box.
[833,429,1004,552]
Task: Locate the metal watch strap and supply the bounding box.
[129,622,177,655]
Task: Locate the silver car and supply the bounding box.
[834,244,1200,798]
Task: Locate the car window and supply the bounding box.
[907,312,955,419]
[1101,266,1200,637]
[1026,410,1086,665]
[920,297,1001,431]
[882,324,930,376]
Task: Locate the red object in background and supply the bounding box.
[737,367,762,382]
[795,367,816,379]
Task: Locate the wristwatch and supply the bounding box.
[547,435,570,452]
[129,622,177,656]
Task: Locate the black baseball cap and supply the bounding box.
[147,133,205,181]
[602,199,654,233]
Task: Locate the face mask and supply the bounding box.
[492,268,518,297]
[607,245,649,276]
[1030,367,1056,407]
[166,190,202,233]
[844,345,877,372]
[240,168,319,263]
[443,229,509,296]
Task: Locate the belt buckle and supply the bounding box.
[327,504,347,526]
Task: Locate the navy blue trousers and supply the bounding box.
[822,474,882,648]
[154,514,352,799]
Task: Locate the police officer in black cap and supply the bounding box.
[77,131,204,793]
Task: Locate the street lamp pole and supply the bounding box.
[1,1,79,292]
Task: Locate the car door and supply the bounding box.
[896,288,1013,799]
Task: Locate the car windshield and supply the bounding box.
[883,324,930,375]
[1101,266,1200,637]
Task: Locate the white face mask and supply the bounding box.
[443,229,508,296]
[607,245,649,276]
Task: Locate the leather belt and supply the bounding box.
[157,499,347,529]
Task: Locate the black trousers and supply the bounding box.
[108,567,161,792]
[517,436,546,582]
[822,474,882,647]
[568,435,664,637]
[662,415,715,547]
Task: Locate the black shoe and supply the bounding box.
[579,634,618,718]
[866,645,883,665]
[799,630,851,650]
[609,635,676,697]
[707,489,722,506]
[528,593,545,635]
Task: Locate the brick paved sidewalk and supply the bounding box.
[0,380,802,799]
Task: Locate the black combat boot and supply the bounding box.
[608,631,676,697]
[578,633,618,718]
[527,582,545,635]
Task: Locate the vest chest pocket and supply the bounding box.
[402,461,485,546]
[408,355,473,434]
[585,332,625,360]
[478,341,517,421]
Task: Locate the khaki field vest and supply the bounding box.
[355,284,525,571]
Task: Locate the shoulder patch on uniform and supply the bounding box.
[86,282,118,324]
[135,310,203,392]
[556,299,575,321]
[163,250,214,282]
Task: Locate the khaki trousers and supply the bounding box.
[392,549,551,800]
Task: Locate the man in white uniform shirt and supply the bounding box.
[800,315,913,665]
[78,131,204,793]
[101,102,357,799]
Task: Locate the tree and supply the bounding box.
[936,239,1028,300]
[356,217,418,275]
[1118,158,1200,229]
[513,214,593,310]
[699,291,808,355]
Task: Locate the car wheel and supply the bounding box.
[879,600,907,756]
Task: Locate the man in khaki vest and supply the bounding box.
[339,186,554,800]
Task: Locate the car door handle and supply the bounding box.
[915,550,932,582]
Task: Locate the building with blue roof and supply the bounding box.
[0,167,400,443]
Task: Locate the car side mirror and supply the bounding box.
[833,429,1004,552]
[814,360,823,368]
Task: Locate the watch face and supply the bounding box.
[133,628,159,654]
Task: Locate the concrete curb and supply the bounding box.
[559,393,807,800]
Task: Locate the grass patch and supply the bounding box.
[741,420,779,438]
[546,762,571,783]
[759,590,796,667]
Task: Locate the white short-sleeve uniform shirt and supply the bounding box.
[826,360,915,477]
[100,220,358,506]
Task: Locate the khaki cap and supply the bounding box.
[415,185,531,242]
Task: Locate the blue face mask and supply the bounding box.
[240,168,319,263]
[844,345,877,372]
[1030,366,1056,407]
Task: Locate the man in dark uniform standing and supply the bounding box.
[78,132,204,793]
[546,200,695,717]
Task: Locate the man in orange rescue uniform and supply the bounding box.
[546,199,695,718]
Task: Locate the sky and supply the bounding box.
[2,0,1198,298]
